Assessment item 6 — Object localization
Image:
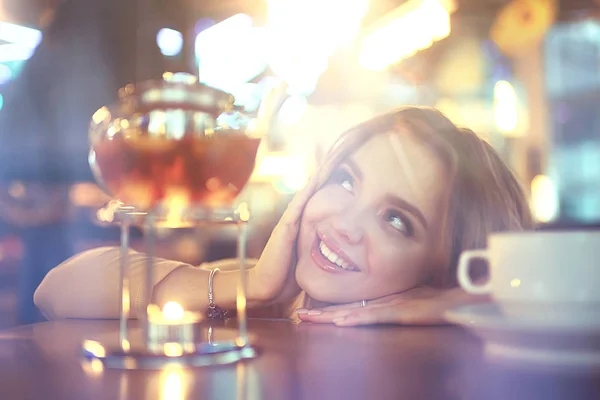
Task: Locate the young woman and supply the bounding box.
[34,107,533,326]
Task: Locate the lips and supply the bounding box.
[310,233,361,274]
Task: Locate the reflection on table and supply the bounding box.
[0,319,599,400]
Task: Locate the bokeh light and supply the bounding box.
[157,28,184,57]
[0,64,12,85]
[493,80,519,134]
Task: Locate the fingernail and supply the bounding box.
[307,310,322,316]
[296,308,308,315]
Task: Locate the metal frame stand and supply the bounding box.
[81,205,257,370]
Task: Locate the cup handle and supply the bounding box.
[457,249,491,295]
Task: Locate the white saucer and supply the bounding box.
[445,303,600,369]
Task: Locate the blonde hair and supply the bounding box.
[318,106,533,287]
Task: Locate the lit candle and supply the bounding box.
[147,302,202,355]
[148,302,202,325]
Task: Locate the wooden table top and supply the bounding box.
[0,319,598,400]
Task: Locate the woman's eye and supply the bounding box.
[384,211,413,236]
[340,178,353,192]
[328,169,354,193]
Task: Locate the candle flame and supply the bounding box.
[163,189,189,228]
[163,301,185,321]
[82,340,107,358]
[163,342,184,357]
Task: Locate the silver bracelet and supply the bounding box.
[206,268,227,320]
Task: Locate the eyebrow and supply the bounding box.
[344,158,429,230]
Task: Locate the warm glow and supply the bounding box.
[266,0,368,49]
[251,152,309,192]
[493,80,520,135]
[82,340,106,358]
[163,342,184,357]
[359,0,450,71]
[237,202,251,222]
[94,200,122,223]
[121,339,131,352]
[92,106,111,125]
[163,191,189,228]
[196,14,267,90]
[266,0,369,94]
[147,110,167,136]
[530,174,558,223]
[282,169,309,193]
[81,359,104,377]
[163,301,185,321]
[510,278,521,288]
[161,367,185,400]
[278,95,308,125]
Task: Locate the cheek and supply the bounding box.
[366,238,432,290]
[302,188,351,224]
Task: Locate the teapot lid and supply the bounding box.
[118,72,236,116]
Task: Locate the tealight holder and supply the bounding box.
[81,72,263,369]
[81,204,257,369]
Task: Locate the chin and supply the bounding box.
[304,287,351,304]
[295,265,360,304]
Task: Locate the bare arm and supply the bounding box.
[152,257,265,313]
[35,174,322,321]
[34,246,261,320]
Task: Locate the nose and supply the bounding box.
[330,210,364,244]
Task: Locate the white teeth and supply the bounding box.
[319,241,356,271]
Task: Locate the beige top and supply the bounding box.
[34,247,187,319]
[34,246,302,321]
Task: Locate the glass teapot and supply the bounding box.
[88,72,262,211]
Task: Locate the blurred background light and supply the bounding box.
[156,28,184,57]
[277,95,308,126]
[530,174,558,223]
[265,0,369,95]
[251,152,309,193]
[0,64,11,85]
[0,44,36,62]
[493,80,519,135]
[0,22,42,49]
[195,14,267,91]
[0,93,3,111]
[359,0,451,71]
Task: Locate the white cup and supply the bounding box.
[457,230,600,321]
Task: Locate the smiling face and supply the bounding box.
[295,130,451,303]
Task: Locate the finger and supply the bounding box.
[334,303,448,327]
[296,309,354,324]
[319,299,389,311]
[319,301,365,311]
[333,307,407,326]
[319,290,431,312]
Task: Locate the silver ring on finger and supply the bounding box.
[360,300,368,308]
